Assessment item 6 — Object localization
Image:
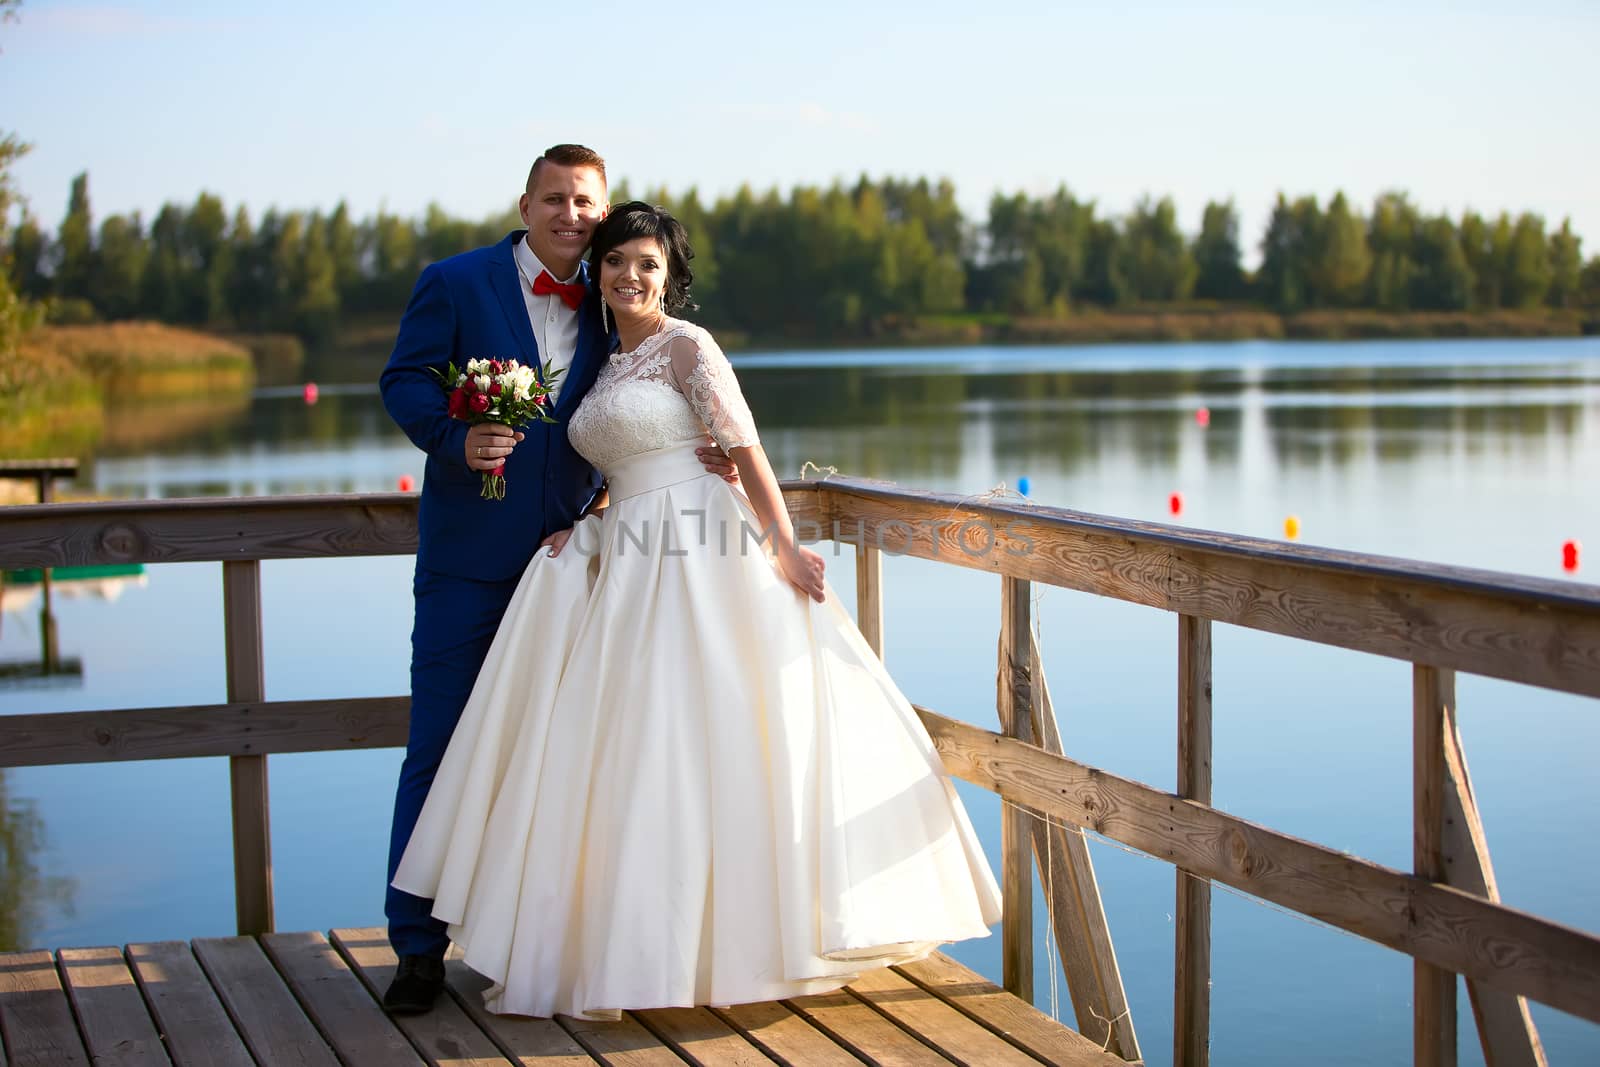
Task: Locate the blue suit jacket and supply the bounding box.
[381,231,607,581]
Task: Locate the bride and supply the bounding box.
[392,201,1001,1019]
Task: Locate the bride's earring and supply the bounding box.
[601,298,610,335]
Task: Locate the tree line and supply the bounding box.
[7,172,1599,345]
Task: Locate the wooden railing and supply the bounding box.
[2,479,1597,1067]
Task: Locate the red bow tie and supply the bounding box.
[532,269,586,310]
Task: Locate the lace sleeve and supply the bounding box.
[664,329,760,452]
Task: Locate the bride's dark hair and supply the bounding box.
[587,201,697,313]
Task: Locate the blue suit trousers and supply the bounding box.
[385,564,523,959]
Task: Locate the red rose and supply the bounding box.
[490,381,502,396]
[470,392,491,413]
[447,387,470,419]
[532,393,546,407]
[489,359,503,374]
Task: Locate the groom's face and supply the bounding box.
[519,164,608,275]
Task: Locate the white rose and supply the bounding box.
[474,374,491,393]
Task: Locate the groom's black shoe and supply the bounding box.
[384,955,446,1015]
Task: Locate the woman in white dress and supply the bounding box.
[392,202,1001,1019]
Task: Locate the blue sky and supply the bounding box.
[3,1,1596,263]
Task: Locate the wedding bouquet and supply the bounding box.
[434,358,561,500]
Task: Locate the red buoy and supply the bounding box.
[302,382,319,405]
[1195,406,1211,428]
[1168,492,1183,516]
[398,474,416,492]
[1562,540,1581,573]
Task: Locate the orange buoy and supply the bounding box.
[1195,406,1210,428]
[1562,540,1581,573]
[1168,492,1183,516]
[302,382,319,405]
[398,474,416,492]
[1284,515,1301,540]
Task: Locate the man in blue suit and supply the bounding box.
[378,144,731,1014]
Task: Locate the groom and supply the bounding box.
[379,144,729,1014]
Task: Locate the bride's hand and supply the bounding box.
[778,544,826,603]
[541,527,575,558]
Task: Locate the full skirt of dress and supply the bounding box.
[392,443,1002,1018]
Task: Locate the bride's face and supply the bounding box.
[600,237,668,320]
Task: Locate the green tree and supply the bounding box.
[1546,219,1582,309]
[55,171,94,302]
[1309,192,1370,307]
[91,213,148,319]
[1505,213,1553,310]
[138,204,184,321]
[8,209,49,300]
[1577,257,1600,311]
[1192,199,1245,301]
[294,213,339,341]
[1257,194,1313,312]
[180,192,231,324]
[1409,216,1474,310]
[1367,193,1419,310]
[1117,195,1196,303]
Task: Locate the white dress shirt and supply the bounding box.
[511,236,581,404]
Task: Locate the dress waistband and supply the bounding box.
[605,442,715,503]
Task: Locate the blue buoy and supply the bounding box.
[1017,477,1031,497]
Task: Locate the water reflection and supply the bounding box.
[0,771,77,951]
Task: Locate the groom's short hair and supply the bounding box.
[527,144,607,192]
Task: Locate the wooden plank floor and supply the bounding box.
[0,929,1127,1066]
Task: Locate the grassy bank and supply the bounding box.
[1,323,255,458]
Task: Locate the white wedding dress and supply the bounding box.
[393,319,1002,1019]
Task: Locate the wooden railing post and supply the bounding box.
[998,576,1034,1002]
[1414,665,1457,1067]
[1025,632,1142,1060]
[854,542,883,660]
[1175,614,1213,1067]
[1440,690,1548,1067]
[224,560,273,935]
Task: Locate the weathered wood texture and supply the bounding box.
[0,696,410,768]
[259,932,422,1066]
[997,576,1034,1003]
[1414,666,1458,1067]
[0,950,91,1066]
[8,481,1598,697]
[813,479,1600,697]
[1175,614,1213,1067]
[444,959,596,1066]
[125,940,257,1067]
[223,560,272,937]
[854,541,884,659]
[1023,632,1139,1060]
[706,1000,862,1066]
[894,953,1130,1066]
[1439,706,1549,1067]
[189,936,338,1067]
[330,928,514,1067]
[57,947,169,1066]
[2,938,1133,1067]
[0,494,423,568]
[846,965,1041,1065]
[915,707,1600,1024]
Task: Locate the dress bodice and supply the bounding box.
[568,319,759,474]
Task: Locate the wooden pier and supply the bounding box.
[0,931,1122,1066]
[2,476,1598,1066]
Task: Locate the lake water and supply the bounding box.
[3,336,1598,1065]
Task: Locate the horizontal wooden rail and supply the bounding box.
[912,707,1600,1025]
[792,478,1600,698]
[0,697,409,767]
[6,483,1598,697]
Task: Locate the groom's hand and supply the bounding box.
[466,424,524,470]
[696,439,739,484]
